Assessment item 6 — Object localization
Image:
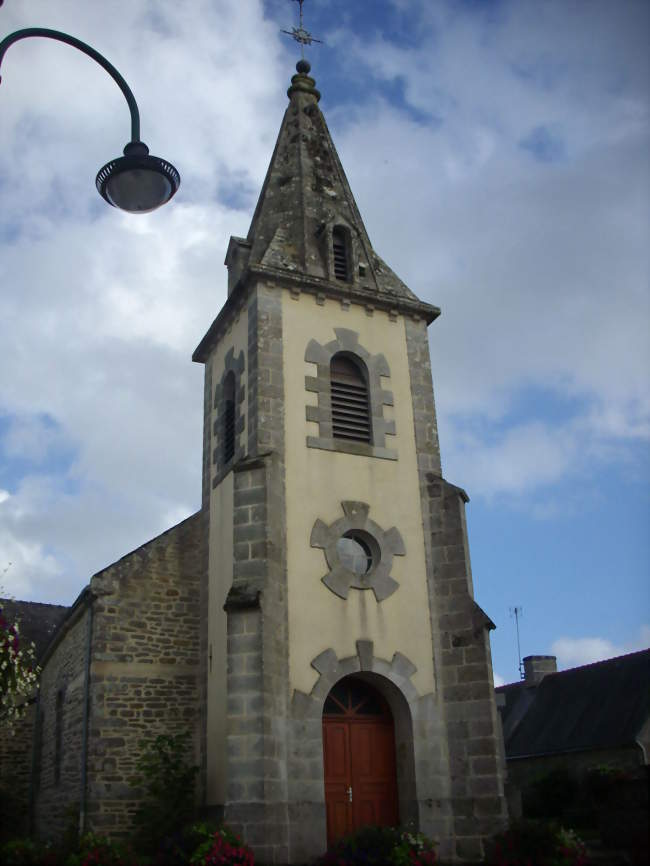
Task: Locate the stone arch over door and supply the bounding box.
[288,641,449,861]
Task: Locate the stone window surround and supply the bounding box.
[305,327,396,460]
[212,347,246,487]
[310,501,405,601]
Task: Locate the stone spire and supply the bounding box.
[235,61,423,305]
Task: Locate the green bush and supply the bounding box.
[0,786,29,844]
[0,837,60,866]
[318,825,437,866]
[65,833,138,866]
[584,764,627,803]
[132,732,198,855]
[484,819,586,866]
[524,769,578,821]
[189,825,254,865]
[0,823,251,866]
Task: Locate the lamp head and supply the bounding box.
[96,141,180,213]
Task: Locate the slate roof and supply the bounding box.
[0,598,69,661]
[497,649,650,758]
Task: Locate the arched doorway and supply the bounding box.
[322,675,399,844]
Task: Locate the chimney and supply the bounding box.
[523,655,557,685]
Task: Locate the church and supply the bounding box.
[3,60,507,864]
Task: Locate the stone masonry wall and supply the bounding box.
[404,317,442,480]
[85,511,204,837]
[428,478,508,861]
[199,357,213,809]
[405,315,506,861]
[224,281,291,865]
[404,316,454,859]
[0,702,36,837]
[34,606,90,840]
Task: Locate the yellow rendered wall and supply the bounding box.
[282,293,434,697]
[206,307,248,804]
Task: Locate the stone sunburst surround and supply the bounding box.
[297,642,419,707]
[305,327,397,459]
[310,501,405,601]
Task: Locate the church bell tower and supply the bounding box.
[193,60,506,864]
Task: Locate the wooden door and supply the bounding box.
[323,677,399,845]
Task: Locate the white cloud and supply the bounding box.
[493,672,506,687]
[551,625,650,669]
[444,421,579,498]
[328,2,649,502]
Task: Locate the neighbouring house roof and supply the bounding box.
[0,598,69,661]
[497,649,650,759]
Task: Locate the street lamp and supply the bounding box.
[0,28,180,213]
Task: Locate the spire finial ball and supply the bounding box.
[296,59,311,74]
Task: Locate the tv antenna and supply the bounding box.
[281,0,323,59]
[509,606,524,680]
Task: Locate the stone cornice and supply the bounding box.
[192,264,440,364]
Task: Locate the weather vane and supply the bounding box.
[281,0,322,59]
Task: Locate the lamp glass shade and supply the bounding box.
[96,142,180,213]
[105,167,173,213]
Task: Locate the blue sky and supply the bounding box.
[0,0,648,685]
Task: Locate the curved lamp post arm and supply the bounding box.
[0,27,179,212]
[0,27,141,142]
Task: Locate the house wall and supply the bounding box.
[637,715,650,762]
[84,512,204,837]
[33,607,90,840]
[505,744,649,858]
[0,702,36,837]
[507,745,646,795]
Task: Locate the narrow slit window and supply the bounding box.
[223,372,236,464]
[330,354,371,443]
[332,226,350,282]
[54,690,64,785]
[34,710,44,793]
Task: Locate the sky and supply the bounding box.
[0,0,648,686]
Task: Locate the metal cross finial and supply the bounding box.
[281,0,322,59]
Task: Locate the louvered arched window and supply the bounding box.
[330,354,371,443]
[222,371,236,464]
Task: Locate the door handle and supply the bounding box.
[347,785,352,803]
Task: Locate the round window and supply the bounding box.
[336,532,376,575]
